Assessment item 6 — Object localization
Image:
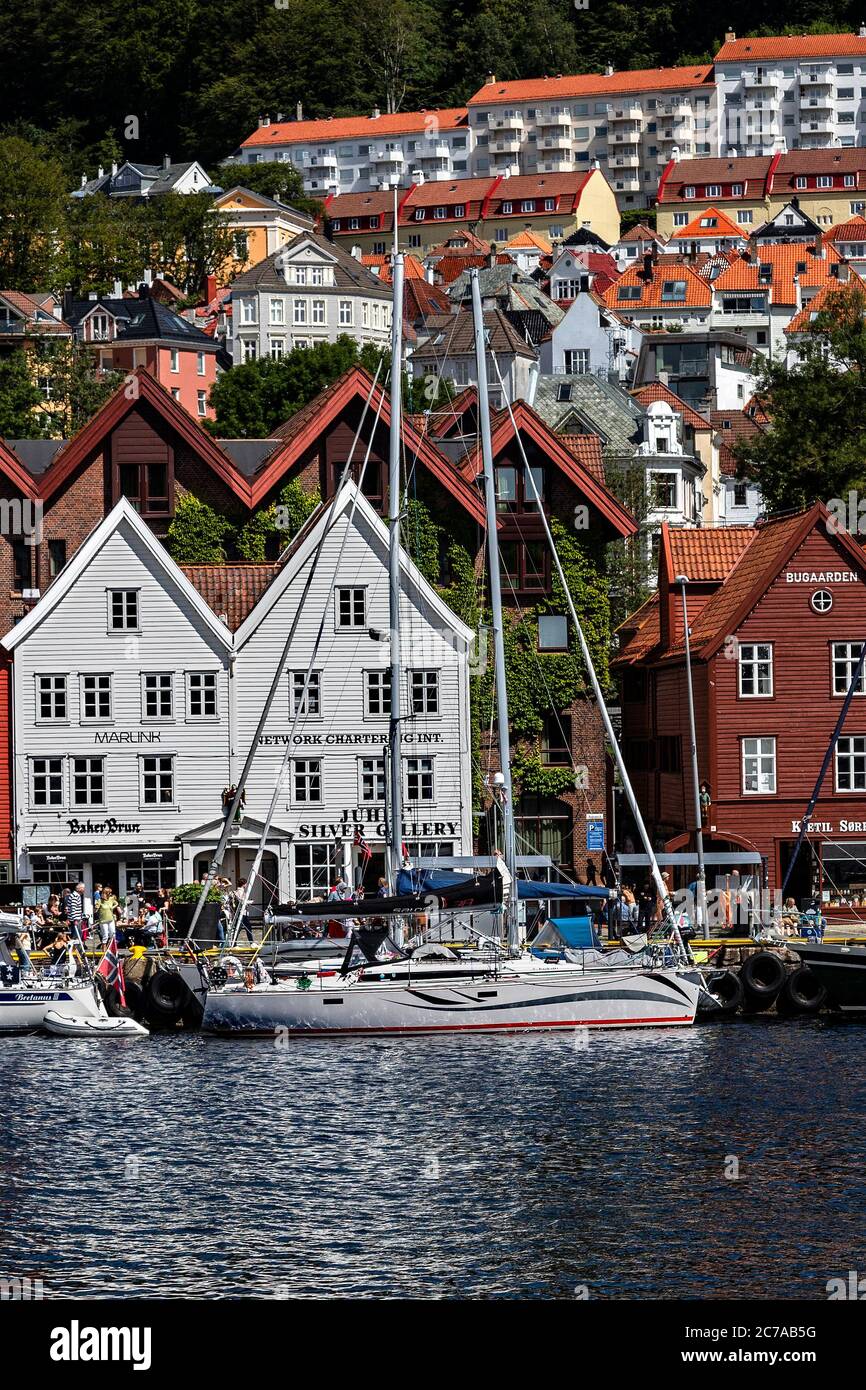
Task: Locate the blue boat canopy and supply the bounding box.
[398,868,610,901]
[516,878,611,902]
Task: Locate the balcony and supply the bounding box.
[609,152,640,168]
[657,127,692,144]
[611,173,642,191]
[304,152,339,171]
[607,102,643,121]
[537,156,572,173]
[658,100,692,117]
[417,142,451,161]
[537,111,571,129]
[800,94,834,111]
[538,133,571,150]
[799,114,834,133]
[369,148,405,166]
[490,113,524,132]
[743,71,780,90]
[800,69,834,89]
[609,128,641,145]
[490,133,522,153]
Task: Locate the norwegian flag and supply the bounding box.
[96,934,127,1008]
[353,829,372,862]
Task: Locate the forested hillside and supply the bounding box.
[1,0,864,171]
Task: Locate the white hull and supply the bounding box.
[0,979,105,1034]
[203,963,700,1036]
[42,1009,149,1039]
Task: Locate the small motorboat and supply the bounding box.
[43,1010,149,1039]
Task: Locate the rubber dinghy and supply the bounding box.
[43,1010,149,1039]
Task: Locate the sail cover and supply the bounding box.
[517,879,611,902]
[399,868,610,902]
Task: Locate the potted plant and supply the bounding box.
[169,881,223,942]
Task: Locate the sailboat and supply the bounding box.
[202,262,705,1037]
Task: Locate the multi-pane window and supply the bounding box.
[188,672,218,718]
[292,759,322,803]
[541,712,571,766]
[141,755,174,805]
[836,736,866,791]
[832,643,866,696]
[649,472,677,509]
[293,298,307,325]
[81,674,112,720]
[360,756,386,803]
[31,757,63,807]
[339,300,353,325]
[37,674,67,720]
[742,737,776,795]
[290,670,321,717]
[410,669,439,715]
[738,644,773,697]
[109,589,139,630]
[312,300,326,324]
[365,670,391,716]
[143,672,173,718]
[293,843,335,899]
[337,587,365,627]
[406,757,434,801]
[72,757,104,807]
[563,348,590,374]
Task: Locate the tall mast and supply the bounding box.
[387,246,405,891]
[676,575,707,931]
[470,269,518,947]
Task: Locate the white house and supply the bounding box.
[1,491,474,902]
[231,231,393,364]
[538,287,641,381]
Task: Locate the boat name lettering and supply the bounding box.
[65,818,142,835]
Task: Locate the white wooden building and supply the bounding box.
[2,490,474,904]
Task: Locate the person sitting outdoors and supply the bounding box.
[780,897,800,936]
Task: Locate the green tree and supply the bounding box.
[214,160,322,220]
[0,136,69,288]
[166,493,235,562]
[0,350,45,437]
[208,336,368,436]
[34,341,125,435]
[145,192,239,296]
[734,286,866,514]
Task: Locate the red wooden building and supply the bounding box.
[614,505,866,910]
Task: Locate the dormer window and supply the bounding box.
[684,186,696,199]
[661,280,687,301]
[759,263,772,283]
[617,284,642,301]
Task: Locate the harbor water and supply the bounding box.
[2,1019,865,1300]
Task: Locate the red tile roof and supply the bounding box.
[618,223,665,244]
[602,258,712,310]
[713,241,847,307]
[242,108,468,149]
[467,65,714,106]
[825,214,866,244]
[180,565,279,629]
[666,525,757,583]
[558,433,605,483]
[784,278,866,333]
[716,34,866,62]
[710,410,767,476]
[403,277,452,319]
[631,383,710,432]
[669,206,747,241]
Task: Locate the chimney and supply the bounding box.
[839,261,851,282]
[163,153,171,169]
[727,146,737,157]
[793,273,802,314]
[486,72,496,85]
[486,244,497,268]
[88,291,98,301]
[80,173,87,187]
[605,65,614,76]
[97,166,105,180]
[860,23,866,37]
[351,244,363,260]
[296,101,303,121]
[642,250,654,280]
[111,161,118,176]
[143,268,153,286]
[372,107,381,119]
[276,112,284,122]
[205,273,217,303]
[725,29,736,42]
[261,114,271,127]
[138,282,150,299]
[791,195,799,209]
[813,230,825,258]
[112,279,123,298]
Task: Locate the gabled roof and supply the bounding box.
[710,409,766,476]
[234,481,474,648]
[456,398,636,540]
[631,383,710,432]
[713,241,848,307]
[617,223,665,245]
[532,373,642,453]
[230,231,391,296]
[669,206,746,242]
[409,308,537,361]
[212,186,315,225]
[241,109,468,149]
[1,498,233,653]
[256,365,487,521]
[603,259,712,310]
[784,279,865,334]
[505,229,553,252]
[34,368,251,506]
[180,564,281,629]
[825,214,866,245]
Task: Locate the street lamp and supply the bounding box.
[675,573,707,933]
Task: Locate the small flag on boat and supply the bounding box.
[97,934,127,1008]
[353,829,372,861]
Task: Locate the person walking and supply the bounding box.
[63,881,87,946]
[96,886,119,946]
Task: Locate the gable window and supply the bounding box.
[661,280,687,302]
[836,736,866,791]
[37,674,67,721]
[733,481,748,507]
[72,757,105,807]
[290,670,321,717]
[337,586,365,627]
[365,670,391,716]
[520,200,536,213]
[538,614,568,651]
[143,672,173,719]
[502,201,513,214]
[116,460,171,517]
[564,348,590,374]
[832,642,866,696]
[359,756,386,803]
[738,643,773,697]
[817,176,832,189]
[292,758,322,803]
[188,672,218,718]
[494,463,544,513]
[742,736,776,794]
[501,540,548,592]
[433,206,446,220]
[108,589,139,631]
[81,673,112,720]
[684,186,696,199]
[141,755,174,805]
[410,669,439,716]
[406,756,434,801]
[30,757,63,807]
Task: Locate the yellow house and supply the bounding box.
[212,187,317,280]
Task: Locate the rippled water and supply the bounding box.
[2,1018,865,1299]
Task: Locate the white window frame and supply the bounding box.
[108,588,140,632]
[72,756,105,808]
[832,642,866,696]
[187,671,219,720]
[364,669,391,717]
[269,297,286,325]
[197,351,206,376]
[293,843,336,899]
[289,669,321,718]
[738,643,773,698]
[358,755,386,804]
[170,348,180,373]
[742,736,776,795]
[36,673,68,722]
[405,756,434,802]
[339,300,354,326]
[293,298,308,325]
[836,736,866,792]
[140,754,175,808]
[141,671,174,720]
[80,672,112,722]
[336,586,366,628]
[409,669,440,716]
[291,758,323,805]
[30,756,64,809]
[312,299,326,325]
